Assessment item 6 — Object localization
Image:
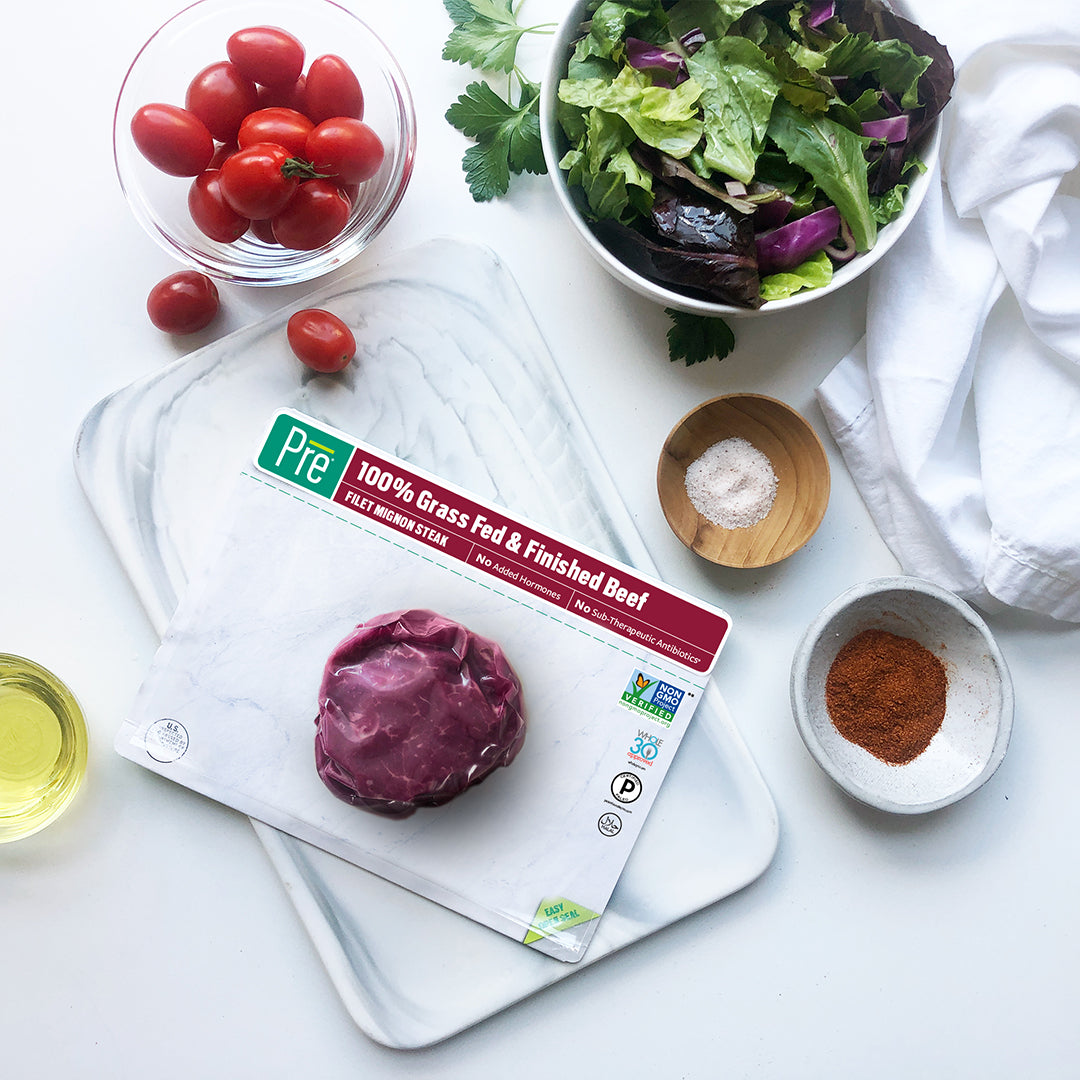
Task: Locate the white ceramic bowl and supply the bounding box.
[790,577,1013,814]
[539,0,941,317]
[114,0,416,286]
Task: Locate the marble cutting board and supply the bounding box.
[74,237,779,1049]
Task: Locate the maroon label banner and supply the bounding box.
[326,446,729,674]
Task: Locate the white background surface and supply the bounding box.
[3,1,1078,1076]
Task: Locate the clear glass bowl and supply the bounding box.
[0,654,88,843]
[113,0,416,286]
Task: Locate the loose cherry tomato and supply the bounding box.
[188,170,250,243]
[227,26,304,88]
[185,61,258,142]
[219,142,301,219]
[271,180,351,250]
[286,308,356,373]
[131,103,214,177]
[146,271,220,334]
[237,107,314,157]
[303,54,364,124]
[305,118,384,185]
[255,75,306,111]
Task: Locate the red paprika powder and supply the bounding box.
[824,628,948,765]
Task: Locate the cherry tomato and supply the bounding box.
[303,54,364,124]
[248,218,279,245]
[226,26,304,88]
[219,142,300,219]
[271,180,351,250]
[286,309,356,373]
[237,107,314,157]
[255,75,306,111]
[305,118,384,185]
[131,103,214,177]
[185,61,258,142]
[146,271,220,334]
[208,141,237,169]
[188,170,250,243]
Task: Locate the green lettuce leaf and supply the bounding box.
[574,0,665,63]
[870,182,909,224]
[667,0,767,42]
[766,97,875,249]
[576,163,630,220]
[558,66,704,158]
[558,107,651,221]
[688,37,784,184]
[825,31,932,109]
[759,249,833,301]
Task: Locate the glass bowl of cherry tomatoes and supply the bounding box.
[114,0,416,286]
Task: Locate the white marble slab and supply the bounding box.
[74,237,778,1048]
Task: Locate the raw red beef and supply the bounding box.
[314,609,526,817]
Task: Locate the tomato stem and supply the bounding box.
[281,157,332,180]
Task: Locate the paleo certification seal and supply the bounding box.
[144,718,189,763]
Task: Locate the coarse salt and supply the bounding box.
[684,436,777,529]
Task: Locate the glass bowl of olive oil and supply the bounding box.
[0,654,88,842]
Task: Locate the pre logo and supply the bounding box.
[619,669,685,727]
[257,413,352,497]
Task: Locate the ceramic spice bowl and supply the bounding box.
[790,577,1014,814]
[657,393,830,568]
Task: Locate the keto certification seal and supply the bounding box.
[144,718,190,763]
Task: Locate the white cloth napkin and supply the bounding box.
[816,1,1080,621]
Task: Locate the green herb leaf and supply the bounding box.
[442,0,530,74]
[665,309,736,365]
[446,79,546,201]
[461,139,512,201]
[443,0,484,26]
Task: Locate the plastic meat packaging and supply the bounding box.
[117,410,732,961]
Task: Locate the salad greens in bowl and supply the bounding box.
[540,0,954,316]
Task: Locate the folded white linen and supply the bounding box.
[817,2,1080,621]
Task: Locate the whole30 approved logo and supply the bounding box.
[620,669,685,727]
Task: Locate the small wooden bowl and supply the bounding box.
[657,394,830,568]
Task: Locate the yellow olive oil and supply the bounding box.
[0,655,87,842]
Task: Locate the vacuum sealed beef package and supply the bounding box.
[117,410,732,961]
[315,609,527,817]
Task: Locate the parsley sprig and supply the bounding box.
[443,0,553,201]
[665,309,737,365]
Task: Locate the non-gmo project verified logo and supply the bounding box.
[619,669,685,728]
